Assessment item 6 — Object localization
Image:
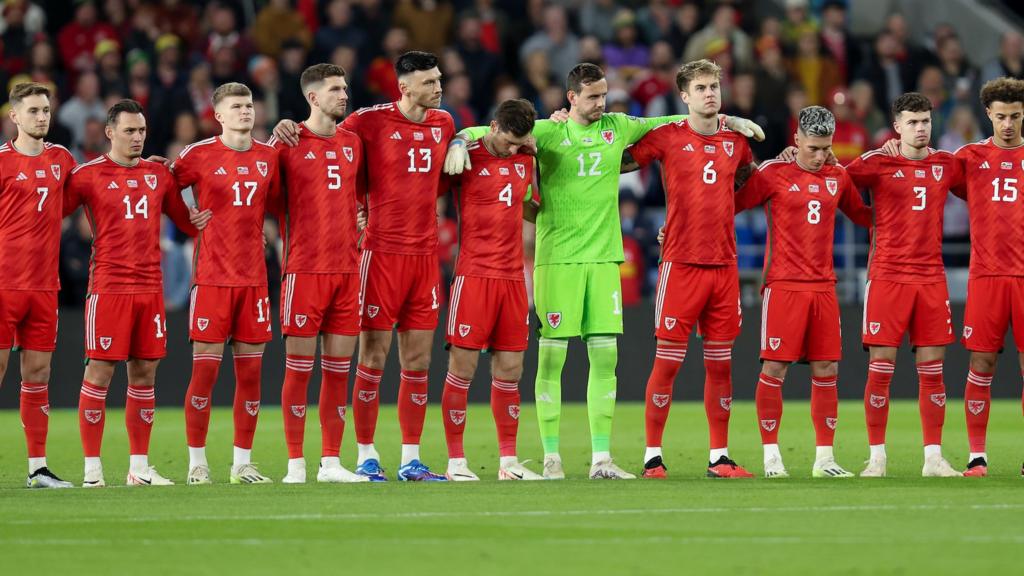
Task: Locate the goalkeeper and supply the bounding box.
[444,62,763,479]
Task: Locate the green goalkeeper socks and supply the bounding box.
[586,336,618,454]
[535,337,568,454]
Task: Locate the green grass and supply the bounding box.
[1,400,1022,575]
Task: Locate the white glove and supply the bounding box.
[725,116,766,142]
[444,139,471,175]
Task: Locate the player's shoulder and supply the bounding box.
[855,149,888,164]
[926,147,958,163]
[354,102,397,117]
[954,138,991,157]
[178,137,219,159]
[70,155,108,176]
[336,126,360,143]
[252,138,278,157]
[426,107,454,124]
[43,142,75,161]
[755,158,789,174]
[137,157,174,176]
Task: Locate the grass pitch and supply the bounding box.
[0,400,1022,575]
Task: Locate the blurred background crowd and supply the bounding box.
[1,0,1022,310]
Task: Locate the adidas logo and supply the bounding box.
[892,169,904,178]
[390,131,402,140]
[215,167,227,175]
[789,184,800,192]
[107,181,119,189]
[478,168,491,176]
[980,161,990,169]
[16,172,27,181]
[304,151,316,160]
[683,143,694,152]
[560,138,571,146]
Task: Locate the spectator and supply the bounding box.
[186,63,217,137]
[58,72,106,147]
[59,211,94,307]
[603,10,649,80]
[780,0,817,50]
[938,104,981,152]
[166,111,199,160]
[666,2,700,59]
[1,0,33,77]
[578,36,606,68]
[683,5,754,73]
[579,0,618,43]
[252,0,312,58]
[981,31,1024,83]
[849,79,889,145]
[249,56,281,124]
[103,0,132,41]
[75,117,107,162]
[455,12,501,119]
[473,0,506,56]
[351,0,391,63]
[37,84,74,149]
[520,48,554,107]
[0,0,45,38]
[753,36,790,117]
[330,44,369,107]
[277,39,309,121]
[787,28,843,106]
[723,71,783,161]
[520,4,580,81]
[936,36,979,109]
[826,87,869,164]
[633,41,681,117]
[819,1,860,85]
[538,84,566,118]
[441,72,476,131]
[619,193,650,304]
[210,46,244,86]
[314,0,367,62]
[57,0,117,79]
[95,39,126,97]
[365,27,408,103]
[203,2,253,72]
[26,40,64,94]
[784,83,808,146]
[393,0,455,56]
[636,0,676,46]
[160,0,202,52]
[883,13,936,83]
[856,31,915,114]
[917,65,953,137]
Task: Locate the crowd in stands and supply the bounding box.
[1,0,1020,306]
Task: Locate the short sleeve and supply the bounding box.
[171,148,199,189]
[735,167,769,213]
[844,155,878,188]
[627,128,665,168]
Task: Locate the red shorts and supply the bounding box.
[0,290,57,352]
[962,276,1024,353]
[862,279,953,348]
[84,292,166,361]
[359,251,440,332]
[654,262,741,342]
[446,275,529,352]
[189,285,272,344]
[281,272,360,338]
[760,285,841,362]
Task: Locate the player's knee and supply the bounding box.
[811,361,838,378]
[970,353,997,373]
[84,363,115,388]
[761,361,788,380]
[22,364,49,384]
[492,357,523,382]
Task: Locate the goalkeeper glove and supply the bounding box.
[444,138,471,175]
[725,116,766,142]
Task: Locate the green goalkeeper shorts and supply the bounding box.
[534,262,624,339]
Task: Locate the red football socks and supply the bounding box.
[232,351,263,450]
[353,364,382,444]
[917,360,945,446]
[644,344,686,447]
[398,370,429,445]
[864,359,894,445]
[441,372,470,459]
[184,352,222,447]
[703,344,732,450]
[319,356,350,458]
[281,354,314,458]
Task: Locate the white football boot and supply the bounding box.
[812,457,854,478]
[542,454,565,480]
[187,464,212,485]
[860,455,887,477]
[127,466,174,486]
[764,455,789,478]
[922,454,963,477]
[445,458,480,481]
[230,463,273,484]
[498,459,544,480]
[589,459,636,480]
[282,459,306,484]
[82,464,105,488]
[317,462,369,483]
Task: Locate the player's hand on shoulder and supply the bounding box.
[444,138,471,175]
[146,155,171,167]
[521,135,538,156]
[357,207,367,231]
[189,207,213,230]
[879,138,900,156]
[725,115,766,142]
[777,147,797,162]
[549,108,569,123]
[657,225,665,246]
[272,119,300,147]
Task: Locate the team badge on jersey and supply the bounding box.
[722,141,734,157]
[342,147,353,162]
[50,164,61,179]
[768,337,781,350]
[825,417,838,430]
[869,394,887,408]
[932,165,943,181]
[410,393,428,406]
[508,405,520,420]
[99,337,112,350]
[290,405,306,418]
[963,326,973,339]
[366,305,379,318]
[448,409,466,425]
[431,127,443,143]
[338,406,346,421]
[651,394,670,408]
[140,408,155,424]
[84,410,103,424]
[458,324,471,338]
[869,322,881,335]
[197,318,209,331]
[601,130,615,144]
[546,312,561,329]
[825,178,838,196]
[144,174,157,190]
[256,161,268,177]
[358,390,377,402]
[245,401,260,416]
[930,393,946,407]
[191,395,209,410]
[760,419,777,432]
[515,163,526,179]
[664,317,677,330]
[294,314,307,328]
[720,397,732,411]
[967,400,986,415]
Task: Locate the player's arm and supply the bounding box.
[61,170,85,217]
[950,152,968,200]
[620,128,666,173]
[734,168,768,214]
[733,162,757,190]
[844,155,878,189]
[162,183,200,236]
[838,172,873,228]
[523,179,539,223]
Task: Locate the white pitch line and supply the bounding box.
[3,502,1024,526]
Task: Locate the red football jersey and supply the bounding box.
[628,118,753,265]
[453,140,533,280]
[735,160,872,287]
[64,156,196,294]
[0,141,76,290]
[270,123,363,274]
[341,102,455,255]
[846,149,964,284]
[171,137,279,287]
[954,138,1024,278]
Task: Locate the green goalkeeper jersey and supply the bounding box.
[462,113,681,265]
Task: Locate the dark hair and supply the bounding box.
[106,99,144,126]
[891,92,932,118]
[566,63,605,93]
[494,98,537,137]
[980,77,1024,109]
[9,82,50,106]
[300,63,346,94]
[395,51,438,76]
